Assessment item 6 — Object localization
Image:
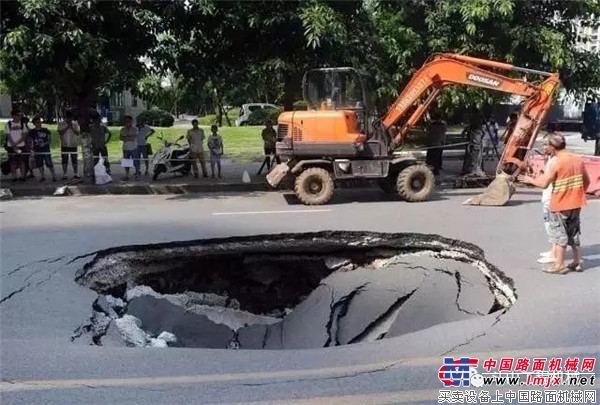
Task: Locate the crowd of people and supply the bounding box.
[1,109,276,183]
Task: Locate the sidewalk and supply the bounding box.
[2,161,271,197]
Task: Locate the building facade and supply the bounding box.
[101,89,147,124]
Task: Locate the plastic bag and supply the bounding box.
[242,170,251,183]
[94,156,113,185]
[121,158,134,168]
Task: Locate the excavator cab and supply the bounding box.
[303,68,368,110]
[302,67,377,136]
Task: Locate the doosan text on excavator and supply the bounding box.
[266,53,560,206]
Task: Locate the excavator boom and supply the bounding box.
[381,53,560,206]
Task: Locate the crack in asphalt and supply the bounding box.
[71,323,92,343]
[440,310,506,356]
[324,283,369,347]
[348,288,418,344]
[1,251,98,306]
[452,271,486,316]
[0,283,30,305]
[6,256,65,276]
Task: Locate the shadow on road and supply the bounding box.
[165,191,268,201]
[581,244,600,270]
[282,189,451,206]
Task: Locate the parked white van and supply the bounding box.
[235,103,280,126]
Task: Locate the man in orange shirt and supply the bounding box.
[518,134,590,274]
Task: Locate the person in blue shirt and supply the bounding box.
[582,101,600,156]
[28,116,56,182]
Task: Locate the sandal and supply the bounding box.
[567,262,583,272]
[543,265,570,275]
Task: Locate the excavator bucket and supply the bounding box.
[462,173,516,206]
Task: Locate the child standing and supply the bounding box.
[207,124,224,179]
[29,116,56,182]
[538,138,558,264]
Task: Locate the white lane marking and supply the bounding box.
[212,209,332,216]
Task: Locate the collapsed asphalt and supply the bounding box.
[73,231,515,349]
[0,190,598,404]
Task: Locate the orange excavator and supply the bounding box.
[266,53,560,206]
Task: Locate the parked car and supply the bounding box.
[235,103,280,126]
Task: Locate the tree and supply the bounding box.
[0,0,165,129]
[366,0,600,118]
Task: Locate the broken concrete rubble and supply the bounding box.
[158,331,177,344]
[114,315,148,347]
[74,231,517,350]
[148,338,168,348]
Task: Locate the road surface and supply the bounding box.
[1,188,599,404]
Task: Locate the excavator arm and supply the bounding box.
[383,53,560,177]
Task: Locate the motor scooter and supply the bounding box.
[152,134,192,181]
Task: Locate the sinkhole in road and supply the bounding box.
[74,231,517,350]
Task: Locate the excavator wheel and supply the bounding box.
[396,164,435,202]
[294,167,335,206]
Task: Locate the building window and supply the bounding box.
[111,92,124,107]
[132,96,138,107]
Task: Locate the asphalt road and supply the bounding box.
[1,188,599,404]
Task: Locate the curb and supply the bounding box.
[7,181,271,197]
[4,175,536,198]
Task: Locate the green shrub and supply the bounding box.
[226,107,240,119]
[198,114,218,126]
[246,108,283,125]
[293,100,308,110]
[136,109,174,127]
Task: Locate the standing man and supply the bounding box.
[518,134,590,274]
[425,111,447,176]
[501,112,518,146]
[57,111,81,180]
[186,119,207,178]
[257,119,280,175]
[460,110,486,177]
[4,109,28,182]
[90,113,112,175]
[136,118,155,176]
[582,101,600,156]
[120,115,140,181]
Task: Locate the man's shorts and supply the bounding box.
[35,152,53,168]
[548,208,581,247]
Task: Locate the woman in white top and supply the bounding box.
[4,110,28,182]
[538,140,557,264]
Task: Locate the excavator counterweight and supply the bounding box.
[270,53,560,206]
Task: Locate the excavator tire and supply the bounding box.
[294,167,335,206]
[396,164,435,202]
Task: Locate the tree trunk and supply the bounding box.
[76,92,96,181]
[222,105,232,127]
[282,71,302,111]
[212,85,223,126]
